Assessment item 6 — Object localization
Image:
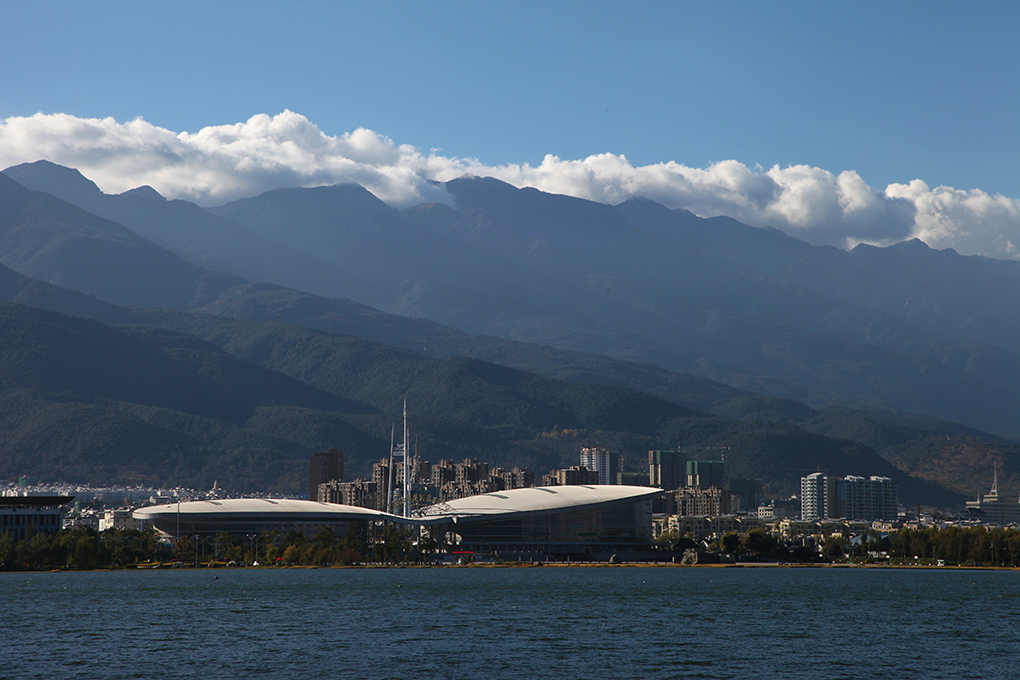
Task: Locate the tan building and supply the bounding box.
[543,466,599,486]
[676,486,732,516]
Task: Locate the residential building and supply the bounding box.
[648,449,685,490]
[729,478,762,513]
[686,460,725,489]
[676,486,732,516]
[580,446,619,485]
[801,473,897,521]
[319,479,380,510]
[99,508,145,532]
[543,466,599,487]
[309,448,344,501]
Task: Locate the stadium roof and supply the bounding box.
[133,486,662,532]
[134,498,403,522]
[417,485,661,524]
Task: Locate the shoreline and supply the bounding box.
[6,560,1019,574]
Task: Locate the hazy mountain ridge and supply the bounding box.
[0,172,243,309]
[1,163,1018,501]
[206,173,1020,437]
[3,161,381,305]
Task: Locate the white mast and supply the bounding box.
[387,402,411,518]
[402,401,410,518]
[386,423,395,515]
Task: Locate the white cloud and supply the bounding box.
[2,111,1019,260]
[886,180,1020,258]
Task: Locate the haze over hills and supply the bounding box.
[0,285,973,506]
[159,167,1020,437]
[1,162,1018,502]
[2,161,379,304]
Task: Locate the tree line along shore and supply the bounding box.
[5,523,1020,571]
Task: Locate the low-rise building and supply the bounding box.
[543,466,599,486]
[99,508,147,532]
[0,494,74,540]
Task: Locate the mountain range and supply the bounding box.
[1,160,1017,503]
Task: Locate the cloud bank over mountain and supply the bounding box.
[2,111,1018,259]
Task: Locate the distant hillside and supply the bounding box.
[0,294,966,504]
[1,258,1012,504]
[0,173,242,309]
[0,300,382,491]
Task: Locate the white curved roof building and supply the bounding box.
[418,485,661,523]
[134,486,662,559]
[421,485,661,560]
[134,498,408,537]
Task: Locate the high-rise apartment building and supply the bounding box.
[686,460,725,489]
[309,448,344,501]
[580,446,620,485]
[801,473,897,521]
[648,449,685,490]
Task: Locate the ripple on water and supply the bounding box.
[4,567,1020,680]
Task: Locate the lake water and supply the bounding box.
[3,565,1018,679]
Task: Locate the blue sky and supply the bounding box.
[2,1,1019,257]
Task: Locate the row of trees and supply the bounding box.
[9,523,1020,570]
[0,523,435,571]
[658,525,1020,566]
[658,528,819,562]
[888,526,1020,566]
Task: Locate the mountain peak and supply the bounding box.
[3,160,104,202]
[119,185,165,201]
[890,237,931,252]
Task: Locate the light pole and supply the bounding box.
[247,533,261,566]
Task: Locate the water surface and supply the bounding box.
[4,566,1017,679]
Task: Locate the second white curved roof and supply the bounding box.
[419,484,660,523]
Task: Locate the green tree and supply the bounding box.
[0,531,17,569]
[720,532,740,555]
